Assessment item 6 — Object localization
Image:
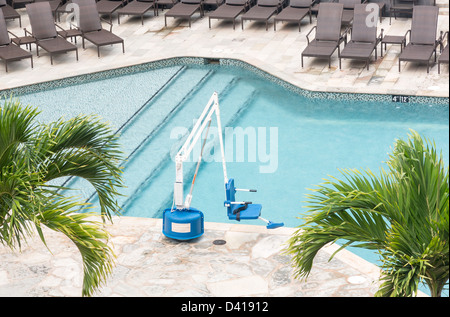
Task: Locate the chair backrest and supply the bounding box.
[73,0,103,32]
[225,179,236,215]
[289,0,313,8]
[339,0,361,9]
[410,5,439,45]
[351,3,378,43]
[226,0,246,5]
[26,2,58,40]
[0,10,11,46]
[316,2,343,41]
[258,0,279,6]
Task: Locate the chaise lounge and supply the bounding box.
[208,0,248,30]
[339,3,382,70]
[0,0,21,27]
[301,2,345,68]
[96,0,127,23]
[273,0,314,32]
[73,0,125,57]
[117,0,156,25]
[0,10,33,72]
[398,5,439,73]
[26,1,79,65]
[164,0,204,28]
[340,0,366,27]
[240,0,281,31]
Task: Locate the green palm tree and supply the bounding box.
[285,130,449,297]
[0,98,124,297]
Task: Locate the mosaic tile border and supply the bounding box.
[219,58,449,106]
[0,56,448,106]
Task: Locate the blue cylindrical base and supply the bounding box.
[162,207,204,240]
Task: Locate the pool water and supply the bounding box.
[12,63,449,296]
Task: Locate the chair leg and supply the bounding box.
[122,41,125,54]
[76,49,79,61]
[5,61,8,73]
[301,55,304,68]
[30,56,33,69]
[97,46,100,58]
[438,62,440,74]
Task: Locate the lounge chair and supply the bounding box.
[389,0,416,25]
[164,0,203,28]
[0,9,33,72]
[208,0,248,30]
[241,0,281,31]
[73,0,125,57]
[117,0,156,25]
[0,0,21,27]
[301,2,344,68]
[273,0,315,32]
[155,0,177,15]
[398,5,439,73]
[339,3,382,70]
[26,1,78,65]
[96,0,127,23]
[438,31,448,74]
[339,0,366,27]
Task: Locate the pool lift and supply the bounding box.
[162,92,284,240]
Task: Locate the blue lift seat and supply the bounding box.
[225,178,262,221]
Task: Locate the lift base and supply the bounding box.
[162,207,204,240]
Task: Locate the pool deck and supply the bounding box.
[1,216,388,297]
[0,4,446,298]
[0,5,448,97]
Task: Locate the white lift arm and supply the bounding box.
[174,92,228,210]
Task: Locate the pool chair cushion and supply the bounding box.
[225,178,262,221]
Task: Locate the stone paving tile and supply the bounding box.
[0,216,389,297]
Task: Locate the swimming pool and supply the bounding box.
[4,59,449,295]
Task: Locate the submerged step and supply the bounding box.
[114,71,238,209]
[123,80,259,218]
[64,66,211,204]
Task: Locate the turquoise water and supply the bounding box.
[12,63,449,296]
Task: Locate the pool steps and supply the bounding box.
[68,67,261,217]
[125,80,258,218]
